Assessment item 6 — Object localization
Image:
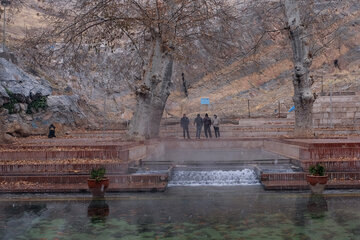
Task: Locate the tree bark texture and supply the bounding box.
[284,0,315,137]
[129,37,173,138]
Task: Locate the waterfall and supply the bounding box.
[169,169,259,186]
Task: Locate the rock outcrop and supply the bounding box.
[0,57,87,143]
[0,58,52,103]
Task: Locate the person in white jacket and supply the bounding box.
[212,115,220,138]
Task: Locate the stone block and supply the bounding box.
[129,146,146,161]
[313,113,323,119]
[345,107,357,112]
[341,119,354,125]
[346,112,355,118]
[313,119,320,127]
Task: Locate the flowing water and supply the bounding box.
[169,169,259,186]
[1,187,360,240]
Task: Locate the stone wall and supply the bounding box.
[288,93,360,128]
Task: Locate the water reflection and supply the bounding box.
[307,194,328,219]
[87,198,109,223]
[1,187,360,239]
[3,202,47,217]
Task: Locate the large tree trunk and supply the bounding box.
[284,0,315,137]
[129,37,173,139]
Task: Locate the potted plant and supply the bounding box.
[87,167,109,197]
[306,163,328,194]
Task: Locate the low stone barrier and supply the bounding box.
[261,172,360,181]
[301,160,360,172]
[260,172,360,190]
[0,149,130,161]
[0,163,131,174]
[309,145,360,160]
[0,174,169,192]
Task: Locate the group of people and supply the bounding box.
[180,113,220,139]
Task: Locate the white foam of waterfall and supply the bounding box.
[169,169,259,186]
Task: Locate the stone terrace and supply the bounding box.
[0,136,168,193]
[262,138,360,190]
[1,119,360,192]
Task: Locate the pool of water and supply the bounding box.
[1,186,360,240]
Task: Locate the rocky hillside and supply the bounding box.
[1,1,360,133]
[0,55,88,142]
[166,4,360,119]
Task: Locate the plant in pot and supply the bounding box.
[306,163,328,194]
[87,167,109,198]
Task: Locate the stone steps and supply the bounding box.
[0,149,129,161]
[162,138,266,149]
[0,138,171,193]
[0,141,150,163]
[70,130,126,138]
[0,144,136,150]
[161,126,360,138]
[161,127,295,133]
[143,159,291,167]
[162,118,294,130]
[161,130,293,138]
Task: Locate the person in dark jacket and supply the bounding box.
[180,114,190,139]
[203,113,212,138]
[194,114,203,139]
[48,124,56,138]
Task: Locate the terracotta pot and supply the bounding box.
[306,175,328,194]
[87,178,109,197]
[306,175,328,186]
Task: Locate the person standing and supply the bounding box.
[212,114,220,138]
[180,114,190,139]
[194,114,203,139]
[203,113,212,138]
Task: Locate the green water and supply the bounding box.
[1,186,360,240]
